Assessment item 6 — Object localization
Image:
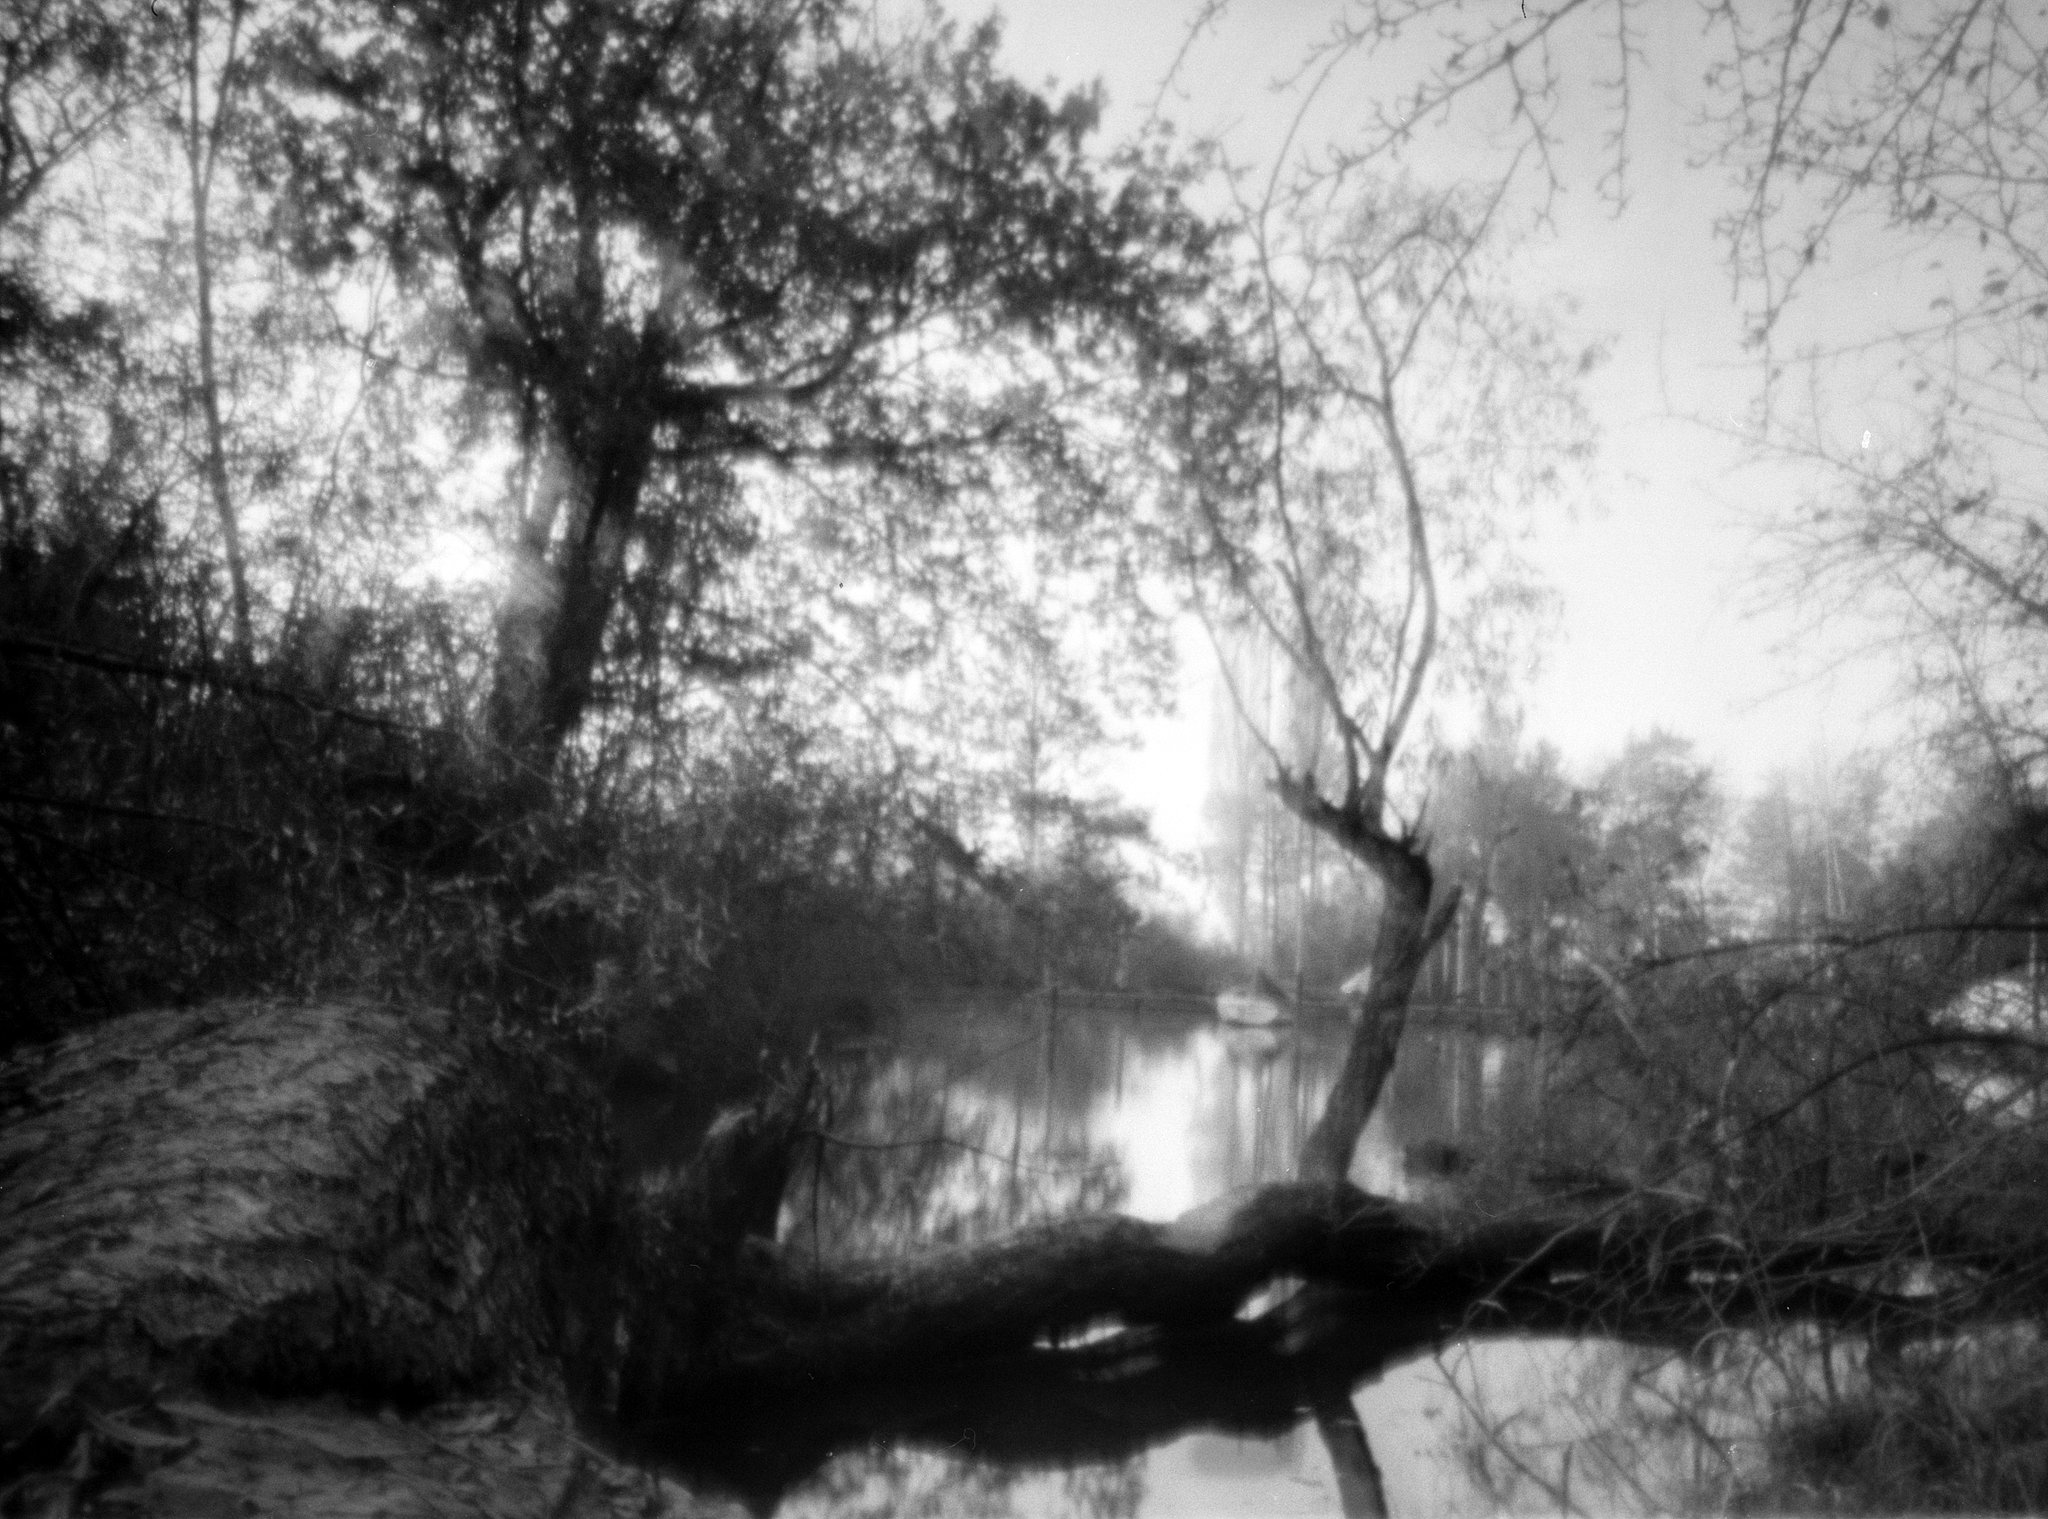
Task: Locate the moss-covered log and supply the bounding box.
[0,1001,754,1514]
[0,1003,624,1433]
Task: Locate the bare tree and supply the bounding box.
[1178,1,2048,789]
[1714,1,2048,785]
[1179,177,1591,1182]
[1766,409,2048,787]
[176,0,255,661]
[1177,2,2043,333]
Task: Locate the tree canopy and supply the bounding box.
[249,0,1216,784]
[0,0,1224,1044]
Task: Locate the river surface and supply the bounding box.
[687,995,1809,1517]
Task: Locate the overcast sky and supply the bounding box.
[971,0,1921,861]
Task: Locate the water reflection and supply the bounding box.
[785,1447,1143,1519]
[697,996,1773,1517]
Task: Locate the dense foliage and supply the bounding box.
[0,0,1220,1061]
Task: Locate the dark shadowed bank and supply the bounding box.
[3,997,1999,1518]
[0,1000,768,1516]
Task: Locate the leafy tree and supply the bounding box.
[1728,756,1886,936]
[0,0,164,240]
[0,0,513,1046]
[1584,729,1722,961]
[1431,709,1597,997]
[251,0,1214,796]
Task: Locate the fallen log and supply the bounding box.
[0,1000,2000,1515]
[709,1182,1433,1380]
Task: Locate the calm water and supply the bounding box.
[689,996,1804,1517]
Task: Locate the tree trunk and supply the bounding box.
[485,421,654,796]
[182,0,253,664]
[1302,851,1449,1187]
[1315,1392,1389,1519]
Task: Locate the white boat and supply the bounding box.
[1216,987,1291,1026]
[1340,965,1374,1020]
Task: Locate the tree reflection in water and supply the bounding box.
[779,1007,1134,1260]
[1436,1332,1832,1515]
[672,998,1774,1518]
[780,1445,1144,1519]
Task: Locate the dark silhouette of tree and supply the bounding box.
[1585,730,1722,961]
[252,0,1215,797]
[173,0,258,660]
[1430,710,1597,1001]
[1729,756,1885,936]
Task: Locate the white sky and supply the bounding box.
[977,0,1922,861]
